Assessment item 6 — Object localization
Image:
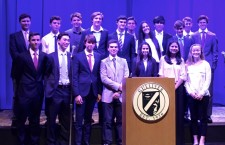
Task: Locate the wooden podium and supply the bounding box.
[122,77,175,145]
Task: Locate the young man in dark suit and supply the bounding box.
[78,11,108,58]
[73,34,102,145]
[9,13,32,128]
[45,33,71,145]
[14,32,49,145]
[192,15,218,123]
[152,16,172,56]
[108,15,136,73]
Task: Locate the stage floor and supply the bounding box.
[0,106,225,127]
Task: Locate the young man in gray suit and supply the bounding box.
[100,39,129,145]
[192,15,218,123]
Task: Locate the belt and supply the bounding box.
[58,84,71,89]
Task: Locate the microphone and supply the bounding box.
[71,45,76,58]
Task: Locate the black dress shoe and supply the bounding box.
[207,116,213,123]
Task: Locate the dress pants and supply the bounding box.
[46,87,71,145]
[175,84,185,145]
[189,94,209,136]
[75,89,97,145]
[102,99,122,145]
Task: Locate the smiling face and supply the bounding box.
[191,45,202,59]
[142,22,150,34]
[141,44,150,57]
[108,42,119,57]
[20,17,31,31]
[117,19,127,32]
[71,16,82,29]
[92,14,103,28]
[154,22,164,33]
[58,35,70,52]
[169,42,179,55]
[198,19,208,30]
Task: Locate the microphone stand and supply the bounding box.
[69,45,75,145]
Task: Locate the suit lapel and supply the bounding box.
[81,52,91,72]
[25,50,37,74]
[105,57,116,74]
[18,31,27,50]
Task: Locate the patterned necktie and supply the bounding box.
[87,54,93,71]
[112,57,116,70]
[54,35,58,52]
[178,38,184,59]
[33,52,38,70]
[24,31,29,49]
[201,31,206,47]
[118,33,123,50]
[61,53,67,84]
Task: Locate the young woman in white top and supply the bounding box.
[185,44,211,145]
[159,40,186,145]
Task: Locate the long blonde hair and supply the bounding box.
[186,44,205,65]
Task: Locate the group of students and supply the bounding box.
[9,11,218,145]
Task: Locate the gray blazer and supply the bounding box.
[100,56,129,103]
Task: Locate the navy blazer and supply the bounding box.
[192,31,218,69]
[10,31,28,78]
[72,51,102,97]
[132,57,158,77]
[168,35,194,61]
[14,50,49,101]
[78,28,108,58]
[45,51,72,99]
[152,31,172,55]
[108,31,135,71]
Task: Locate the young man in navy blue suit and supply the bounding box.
[73,34,102,145]
[108,15,136,73]
[14,33,50,145]
[78,11,108,58]
[9,13,32,129]
[45,33,71,145]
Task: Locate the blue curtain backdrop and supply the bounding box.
[1,0,225,109]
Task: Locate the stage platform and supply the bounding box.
[0,107,225,145]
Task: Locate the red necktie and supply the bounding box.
[33,52,38,70]
[87,54,92,71]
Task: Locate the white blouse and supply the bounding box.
[185,60,211,96]
[158,56,186,83]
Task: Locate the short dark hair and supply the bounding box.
[91,12,104,20]
[70,12,82,21]
[28,32,40,41]
[107,39,119,48]
[127,16,137,24]
[116,15,127,22]
[174,20,184,29]
[57,32,70,40]
[84,34,96,44]
[153,16,165,24]
[50,16,61,23]
[19,13,31,22]
[197,15,209,23]
[182,16,192,23]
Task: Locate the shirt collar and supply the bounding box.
[84,49,94,56]
[50,31,60,37]
[58,48,67,55]
[176,34,184,40]
[30,48,39,56]
[198,28,208,33]
[109,55,118,61]
[116,29,125,35]
[22,30,30,34]
[155,30,164,35]
[90,26,103,33]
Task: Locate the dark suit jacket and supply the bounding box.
[132,57,158,77]
[168,35,194,61]
[72,51,102,98]
[14,50,49,101]
[45,51,72,99]
[192,31,218,69]
[108,31,135,71]
[10,31,28,78]
[78,28,108,58]
[152,31,172,55]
